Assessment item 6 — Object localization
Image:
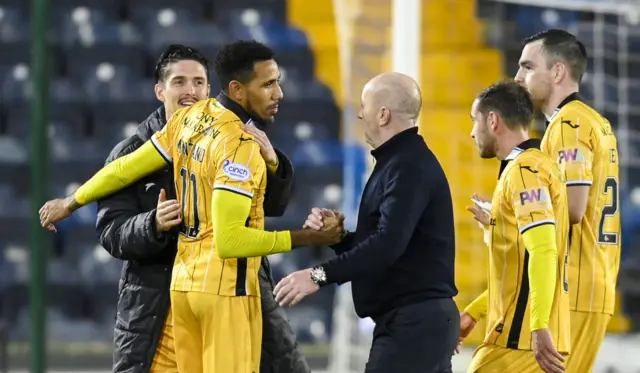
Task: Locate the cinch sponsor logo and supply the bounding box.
[222,160,250,181]
[558,148,584,164]
[519,188,549,206]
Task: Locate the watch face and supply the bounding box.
[311,267,326,283]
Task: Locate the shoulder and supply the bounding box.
[553,101,603,131]
[106,135,143,164]
[508,150,559,181]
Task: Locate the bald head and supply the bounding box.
[363,72,422,122]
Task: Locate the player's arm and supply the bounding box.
[95,143,171,261]
[316,162,431,285]
[63,110,182,211]
[213,136,340,259]
[509,162,558,331]
[548,111,594,224]
[464,290,488,321]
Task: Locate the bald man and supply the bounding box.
[274,73,459,373]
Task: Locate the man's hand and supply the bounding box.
[467,194,491,226]
[243,122,278,167]
[39,196,80,232]
[532,328,565,373]
[455,312,478,354]
[273,268,320,307]
[303,207,345,231]
[155,189,182,233]
[290,213,343,247]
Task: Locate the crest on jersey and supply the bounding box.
[222,160,251,181]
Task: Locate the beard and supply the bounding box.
[477,137,497,159]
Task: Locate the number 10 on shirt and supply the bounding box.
[179,166,201,239]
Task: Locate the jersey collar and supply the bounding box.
[215,92,268,130]
[546,92,581,126]
[498,138,541,178]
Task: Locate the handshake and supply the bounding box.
[296,207,346,246]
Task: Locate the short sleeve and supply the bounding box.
[212,134,265,198]
[507,158,556,234]
[150,109,184,164]
[547,110,594,186]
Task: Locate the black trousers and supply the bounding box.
[365,298,460,373]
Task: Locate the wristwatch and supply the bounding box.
[310,266,327,285]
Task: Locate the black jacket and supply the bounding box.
[96,105,310,373]
[320,127,458,319]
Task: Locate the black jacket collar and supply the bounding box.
[136,106,166,141]
[498,138,541,178]
[546,92,581,127]
[370,127,420,160]
[216,92,268,131]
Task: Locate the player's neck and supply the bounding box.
[496,130,530,160]
[543,84,580,118]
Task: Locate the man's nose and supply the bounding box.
[273,85,284,100]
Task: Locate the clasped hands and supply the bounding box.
[273,207,346,308]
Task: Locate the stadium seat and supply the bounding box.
[6,102,87,139]
[510,5,580,40]
[0,5,30,43]
[65,45,148,78]
[213,0,287,23]
[277,101,340,133]
[124,0,206,18]
[291,140,343,168]
[57,8,126,47]
[146,22,228,52]
[128,6,203,29]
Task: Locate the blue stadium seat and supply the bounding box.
[277,101,340,133]
[57,8,125,47]
[50,0,122,20]
[81,68,156,104]
[129,6,203,30]
[90,102,162,130]
[6,103,87,139]
[147,22,228,51]
[510,4,580,40]
[65,45,148,78]
[213,0,287,23]
[125,0,206,18]
[0,5,29,43]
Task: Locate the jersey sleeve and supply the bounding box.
[507,157,556,234]
[548,109,594,186]
[212,133,265,198]
[150,109,185,163]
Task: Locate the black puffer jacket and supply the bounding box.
[96,106,310,373]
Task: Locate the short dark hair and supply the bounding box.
[476,81,534,130]
[154,44,210,83]
[214,40,275,92]
[523,29,587,82]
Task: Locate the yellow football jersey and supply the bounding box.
[484,142,571,353]
[151,98,267,297]
[541,93,620,315]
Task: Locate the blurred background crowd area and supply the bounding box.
[1,0,640,372]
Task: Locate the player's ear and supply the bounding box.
[553,62,566,84]
[155,83,165,102]
[228,80,243,101]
